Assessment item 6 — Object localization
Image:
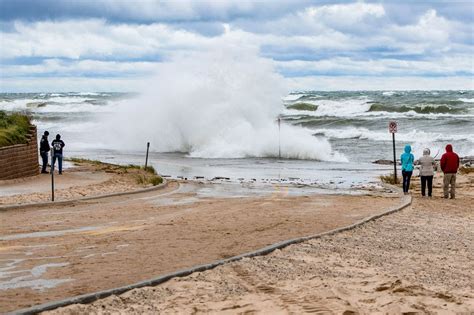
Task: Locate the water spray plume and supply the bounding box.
[107,48,346,161]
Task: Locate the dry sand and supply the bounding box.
[45,172,474,314]
[0,161,154,205]
[1,177,401,313]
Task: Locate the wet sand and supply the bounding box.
[0,178,401,313]
[44,173,474,314]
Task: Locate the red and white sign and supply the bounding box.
[388,121,397,133]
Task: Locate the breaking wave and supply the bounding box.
[104,48,346,161]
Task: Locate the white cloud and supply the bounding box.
[0,1,472,92]
[1,20,208,59]
[1,59,159,76]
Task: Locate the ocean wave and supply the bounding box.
[102,48,346,162]
[282,94,305,102]
[459,98,474,103]
[312,127,474,143]
[368,103,466,114]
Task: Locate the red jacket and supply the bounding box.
[440,144,459,174]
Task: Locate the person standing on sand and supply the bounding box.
[400,144,414,195]
[51,134,65,175]
[39,131,50,174]
[416,148,436,197]
[440,144,459,199]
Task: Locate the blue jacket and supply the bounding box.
[400,145,414,172]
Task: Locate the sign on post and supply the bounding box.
[389,121,397,133]
[389,121,398,183]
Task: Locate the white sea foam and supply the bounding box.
[459,98,474,103]
[282,94,304,102]
[312,127,474,143]
[103,48,346,161]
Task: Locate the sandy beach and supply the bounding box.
[44,171,474,314]
[0,161,405,313]
[0,160,472,313]
[0,161,156,205]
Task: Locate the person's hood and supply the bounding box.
[445,144,453,152]
[404,145,411,154]
[423,148,430,156]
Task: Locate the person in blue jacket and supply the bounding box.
[400,144,414,194]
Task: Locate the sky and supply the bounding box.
[0,0,473,92]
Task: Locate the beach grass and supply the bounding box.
[67,157,162,185]
[459,166,474,174]
[380,173,400,185]
[135,174,163,186]
[0,111,31,147]
[67,158,156,174]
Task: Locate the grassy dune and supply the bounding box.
[0,111,31,147]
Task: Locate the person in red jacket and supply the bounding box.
[440,144,460,199]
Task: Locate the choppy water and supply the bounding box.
[0,91,472,185]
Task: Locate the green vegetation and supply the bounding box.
[459,166,474,174]
[380,174,400,185]
[67,157,163,186]
[0,111,32,147]
[286,102,318,111]
[135,174,163,186]
[67,157,156,174]
[67,157,104,165]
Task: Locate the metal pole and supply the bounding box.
[392,132,397,183]
[51,150,55,201]
[278,117,281,159]
[145,142,150,170]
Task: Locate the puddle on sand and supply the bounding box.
[0,259,71,290]
[145,181,367,207]
[0,226,103,241]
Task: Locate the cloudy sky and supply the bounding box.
[0,0,473,92]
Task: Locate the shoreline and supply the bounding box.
[0,160,472,313]
[44,171,474,314]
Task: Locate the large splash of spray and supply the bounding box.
[106,48,346,161]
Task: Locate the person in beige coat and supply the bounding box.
[416,148,436,197]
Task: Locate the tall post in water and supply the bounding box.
[278,117,281,159]
[51,150,55,201]
[145,142,150,170]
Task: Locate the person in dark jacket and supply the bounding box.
[51,134,65,175]
[440,144,459,199]
[39,131,50,174]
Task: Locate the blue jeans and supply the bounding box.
[40,151,49,172]
[52,154,63,174]
[402,170,412,193]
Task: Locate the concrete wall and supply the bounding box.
[0,125,39,180]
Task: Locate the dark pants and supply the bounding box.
[52,153,63,174]
[420,175,433,197]
[402,170,412,193]
[40,151,48,173]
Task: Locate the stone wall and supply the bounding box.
[0,125,39,180]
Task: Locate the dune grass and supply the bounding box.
[459,166,474,174]
[67,157,162,185]
[380,173,400,185]
[0,111,32,147]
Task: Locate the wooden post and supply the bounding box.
[145,142,150,170]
